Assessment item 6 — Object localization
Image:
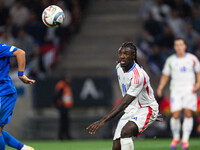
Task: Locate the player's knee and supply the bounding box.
[121,122,138,138]
[121,124,138,138]
[172,115,179,119]
[184,112,192,118]
[121,128,130,138]
[172,112,181,119]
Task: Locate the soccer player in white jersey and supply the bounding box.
[157,38,200,150]
[87,42,161,150]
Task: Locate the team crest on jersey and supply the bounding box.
[180,66,187,72]
[132,117,137,121]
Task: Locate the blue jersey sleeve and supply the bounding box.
[0,43,18,58]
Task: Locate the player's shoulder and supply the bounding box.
[0,43,13,49]
[167,54,176,61]
[186,53,198,60]
[0,43,6,47]
[116,63,122,74]
[132,64,145,80]
[116,63,121,70]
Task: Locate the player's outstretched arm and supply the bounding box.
[86,94,135,134]
[13,49,35,84]
[157,74,169,97]
[192,72,200,93]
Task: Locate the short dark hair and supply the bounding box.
[174,38,186,45]
[120,42,139,65]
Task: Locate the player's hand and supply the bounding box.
[156,114,163,122]
[192,83,200,93]
[157,88,162,97]
[19,75,35,84]
[86,120,105,134]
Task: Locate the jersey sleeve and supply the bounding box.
[162,57,171,75]
[193,55,200,73]
[0,44,18,58]
[127,74,144,97]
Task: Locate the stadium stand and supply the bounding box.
[4,0,200,140]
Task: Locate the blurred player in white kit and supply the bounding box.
[157,38,200,150]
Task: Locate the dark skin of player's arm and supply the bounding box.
[86,94,135,134]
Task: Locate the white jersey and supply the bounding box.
[162,53,200,90]
[116,63,158,113]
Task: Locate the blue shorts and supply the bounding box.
[0,92,17,126]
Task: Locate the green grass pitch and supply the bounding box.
[6,138,200,150]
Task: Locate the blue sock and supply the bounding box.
[2,130,24,150]
[0,134,5,150]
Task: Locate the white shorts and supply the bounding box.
[113,106,158,140]
[170,89,197,112]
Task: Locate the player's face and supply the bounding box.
[118,47,135,68]
[174,40,186,55]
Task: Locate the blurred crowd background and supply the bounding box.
[139,0,200,75]
[1,0,200,141]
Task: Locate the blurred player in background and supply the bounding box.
[157,38,200,150]
[54,73,74,140]
[87,42,162,150]
[0,43,35,150]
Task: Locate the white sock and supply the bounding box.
[182,117,193,142]
[170,117,181,140]
[120,138,134,150]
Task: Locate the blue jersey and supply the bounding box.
[0,43,18,96]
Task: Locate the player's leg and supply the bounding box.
[181,92,197,150]
[113,139,121,150]
[181,108,193,150]
[2,130,24,150]
[113,106,158,150]
[0,93,34,150]
[120,121,138,150]
[170,93,182,149]
[171,110,182,139]
[112,113,130,150]
[170,110,181,149]
[0,126,5,150]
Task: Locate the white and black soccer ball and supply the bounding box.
[42,5,65,28]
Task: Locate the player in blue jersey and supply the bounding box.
[0,43,35,150]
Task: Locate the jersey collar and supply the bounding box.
[127,63,136,73]
[176,52,187,58]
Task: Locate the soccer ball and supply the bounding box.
[42,5,65,28]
